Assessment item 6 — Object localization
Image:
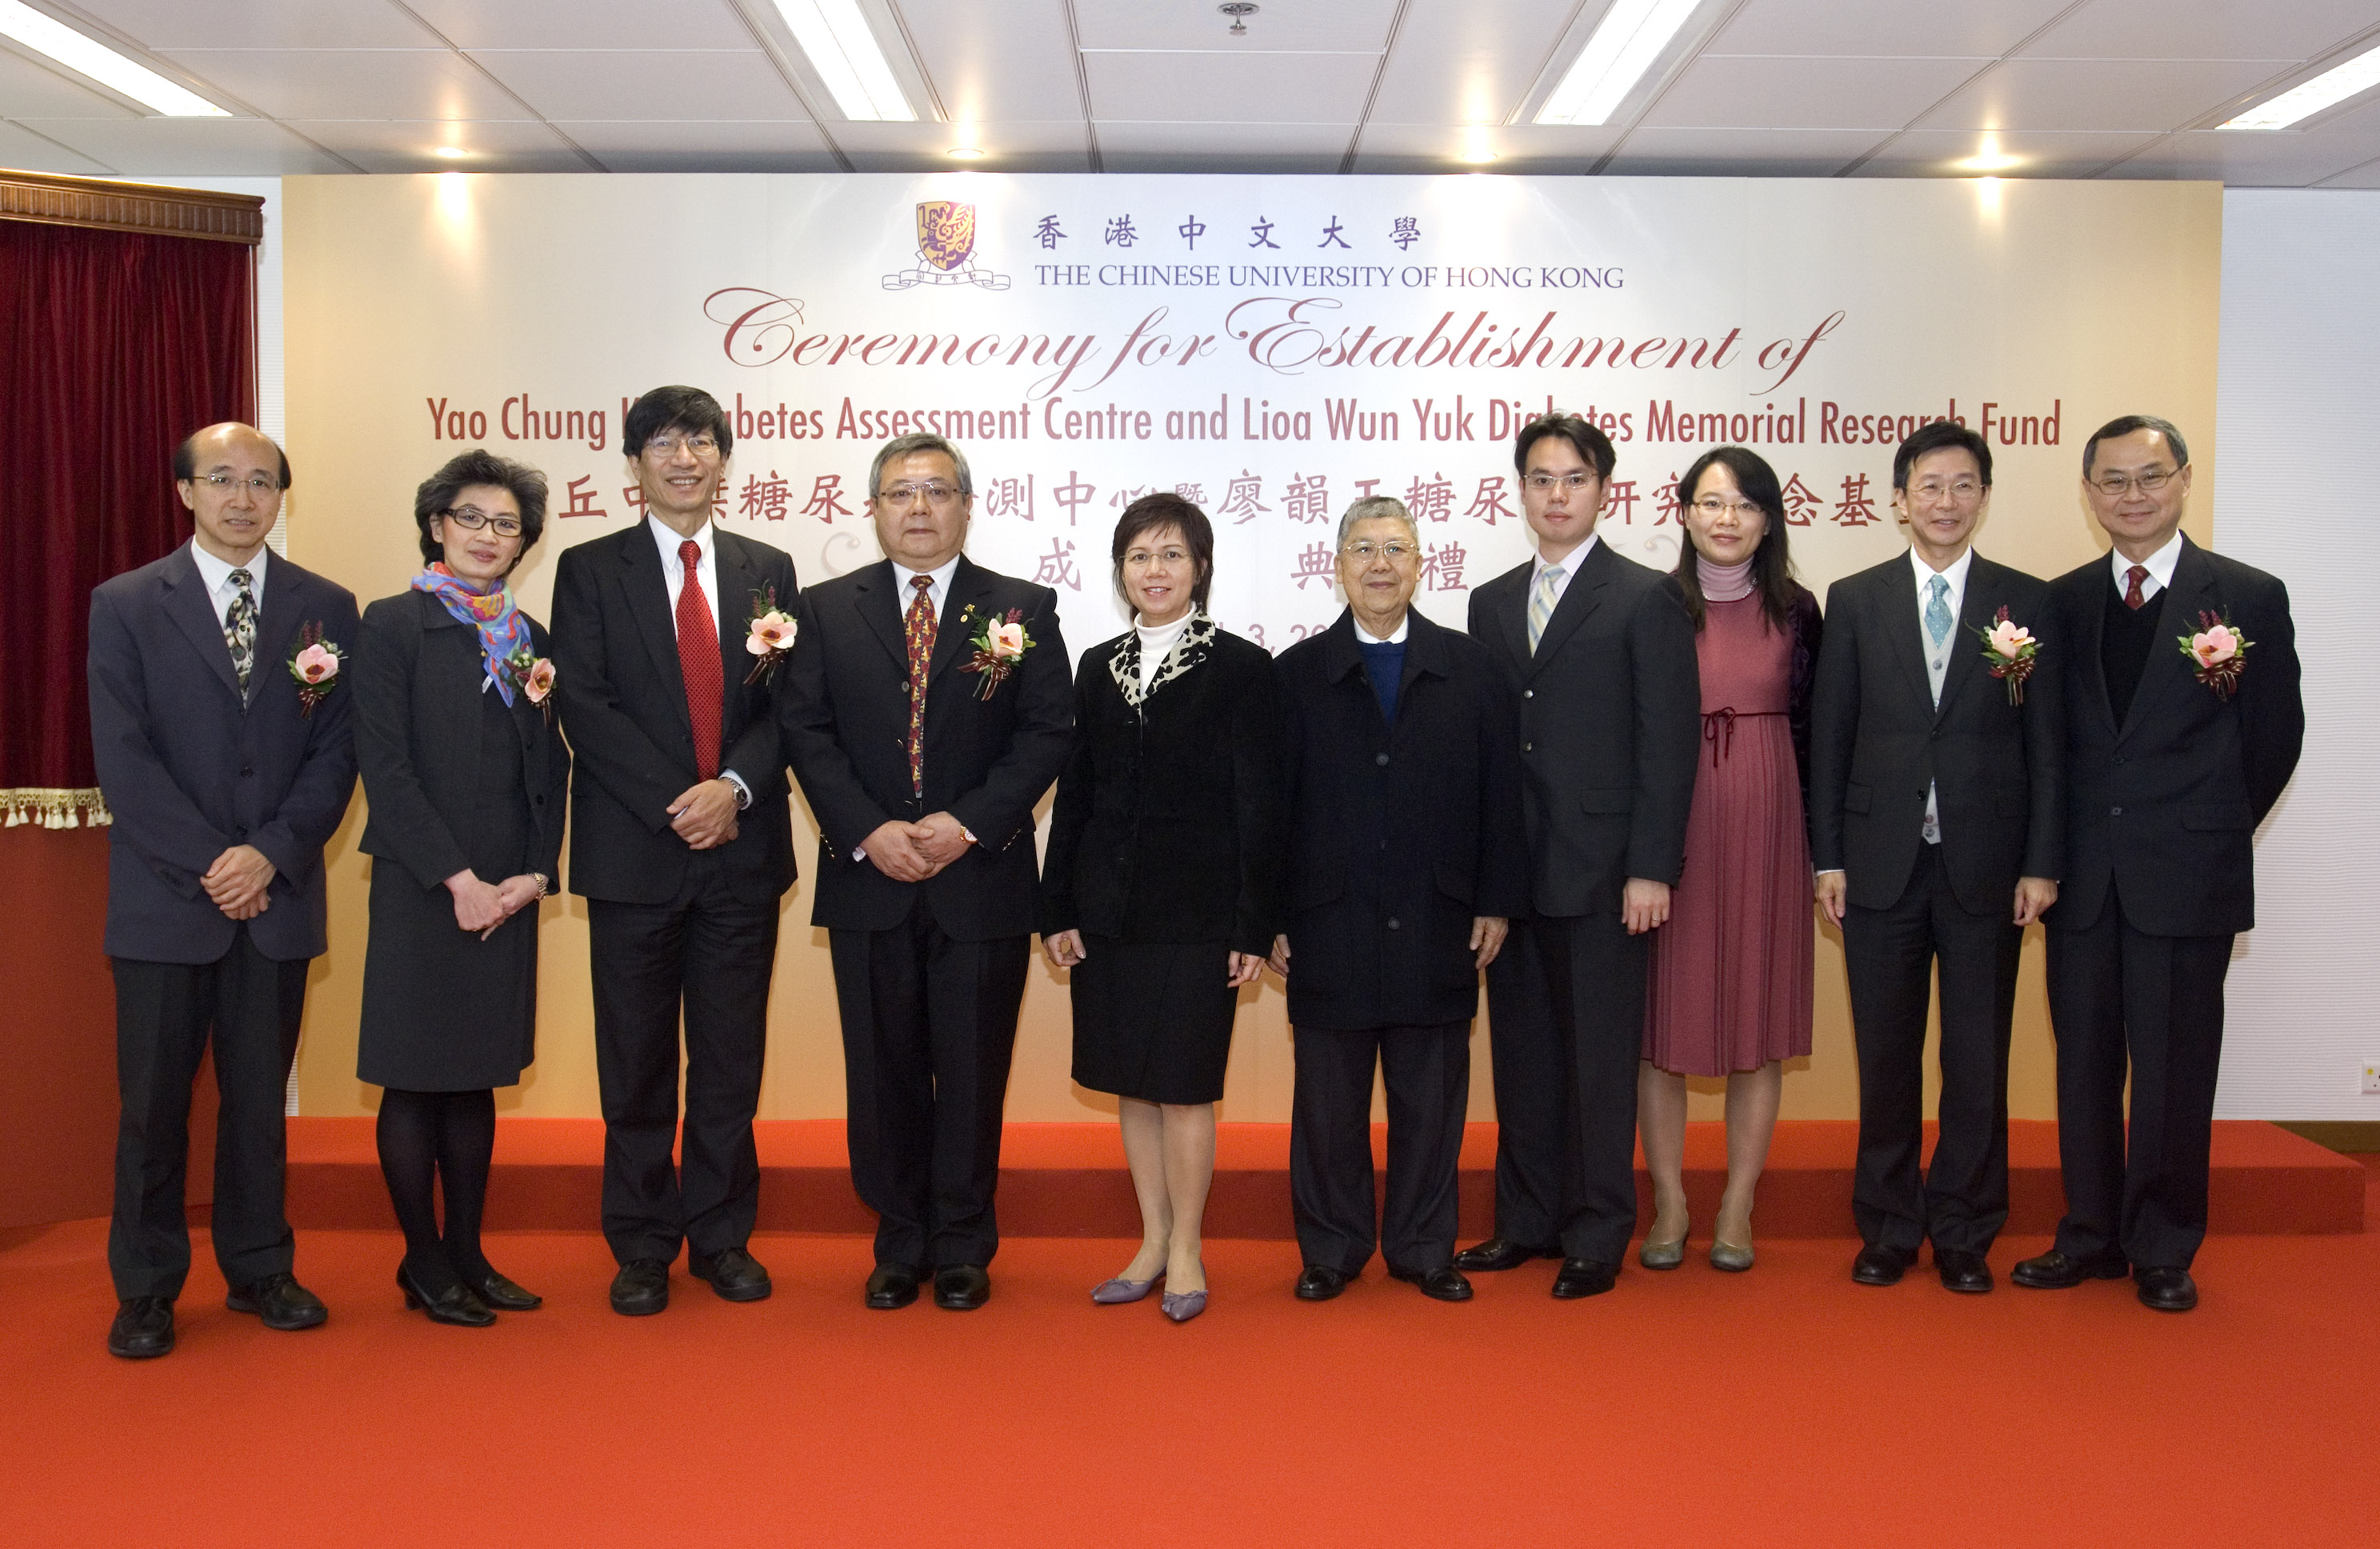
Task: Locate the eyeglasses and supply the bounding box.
[1906,479,1985,504]
[442,505,523,538]
[2090,468,2178,498]
[1691,496,1764,520]
[1524,472,1596,494]
[1342,540,1420,562]
[642,433,720,458]
[192,473,280,495]
[875,481,963,507]
[1123,547,1191,569]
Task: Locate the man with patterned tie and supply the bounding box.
[1454,414,1700,1299]
[550,386,799,1315]
[2015,416,2301,1311]
[780,434,1072,1311]
[1810,422,2064,1295]
[88,422,359,1358]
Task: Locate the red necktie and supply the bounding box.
[904,574,935,797]
[676,538,722,780]
[2124,564,2150,610]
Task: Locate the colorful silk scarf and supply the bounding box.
[412,562,533,704]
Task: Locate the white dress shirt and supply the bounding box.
[1354,612,1411,646]
[1530,530,1599,610]
[2109,530,2185,605]
[1910,544,1975,843]
[893,554,962,622]
[188,537,269,628]
[645,516,748,802]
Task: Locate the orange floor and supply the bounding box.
[4,1161,2374,1547]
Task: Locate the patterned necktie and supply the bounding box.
[903,574,936,797]
[1527,564,1564,654]
[675,538,722,781]
[1924,573,1953,648]
[2124,564,2150,610]
[224,569,257,694]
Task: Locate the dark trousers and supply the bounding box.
[2046,890,2233,1271]
[1482,923,1565,1251]
[1289,1021,1470,1275]
[1842,843,2021,1255]
[830,892,1029,1270]
[1539,912,1653,1265]
[108,929,309,1301]
[586,861,779,1265]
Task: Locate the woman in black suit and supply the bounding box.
[354,449,568,1327]
[1040,492,1286,1323]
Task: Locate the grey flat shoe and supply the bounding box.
[1160,1288,1207,1323]
[1709,1240,1755,1273]
[1090,1271,1164,1305]
[1638,1237,1686,1271]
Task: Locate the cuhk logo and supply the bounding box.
[884,200,1010,291]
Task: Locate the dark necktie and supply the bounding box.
[2124,564,2150,610]
[224,568,256,694]
[904,574,935,797]
[676,538,722,780]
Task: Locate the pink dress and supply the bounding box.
[1642,594,1814,1076]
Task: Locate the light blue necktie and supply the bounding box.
[1924,573,1953,650]
[1527,565,1564,653]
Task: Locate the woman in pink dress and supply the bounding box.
[1638,446,1822,1272]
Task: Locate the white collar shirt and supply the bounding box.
[188,537,269,627]
[1907,542,1975,630]
[1530,530,1598,608]
[2108,530,2185,605]
[648,515,722,635]
[894,554,963,622]
[1354,613,1411,645]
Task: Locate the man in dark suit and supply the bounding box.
[1270,497,1526,1305]
[2014,415,2302,1313]
[781,432,1072,1311]
[1454,414,1701,1299]
[550,386,798,1315]
[1810,421,2063,1294]
[87,422,359,1359]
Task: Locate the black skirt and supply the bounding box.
[1069,935,1239,1104]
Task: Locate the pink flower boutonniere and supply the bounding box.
[1974,606,2040,705]
[2180,610,2253,700]
[743,584,798,686]
[506,648,557,723]
[286,623,344,717]
[958,606,1034,700]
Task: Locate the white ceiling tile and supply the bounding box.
[1082,50,1380,123]
[553,118,839,170]
[2314,157,2380,186]
[281,116,586,172]
[1855,127,2162,176]
[154,47,528,120]
[1365,0,1595,124]
[71,0,444,50]
[14,114,353,174]
[1602,125,1888,174]
[402,0,758,50]
[1708,0,2072,57]
[1914,58,2298,131]
[2101,128,2380,186]
[0,41,146,116]
[0,118,114,174]
[1639,54,1985,130]
[833,116,1090,167]
[1093,119,1352,171]
[1350,119,1626,168]
[2021,0,2380,62]
[894,0,1085,123]
[468,49,806,120]
[1074,0,1402,52]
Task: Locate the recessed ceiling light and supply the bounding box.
[946,146,985,160]
[770,0,916,122]
[1535,0,1704,127]
[1462,149,1498,165]
[2221,41,2380,130]
[434,146,468,159]
[0,0,226,116]
[1956,134,2024,173]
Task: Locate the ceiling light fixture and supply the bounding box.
[0,0,225,115]
[1956,134,2024,173]
[1220,4,1258,37]
[2220,41,2380,130]
[434,146,467,159]
[770,0,915,121]
[946,146,985,159]
[1535,0,1704,127]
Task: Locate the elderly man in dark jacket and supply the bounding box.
[1270,496,1526,1303]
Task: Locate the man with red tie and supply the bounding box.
[550,386,799,1315]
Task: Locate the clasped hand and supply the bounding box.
[202,843,276,920]
[667,779,740,850]
[446,870,545,939]
[862,812,970,882]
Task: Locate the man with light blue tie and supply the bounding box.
[1810,422,2064,1295]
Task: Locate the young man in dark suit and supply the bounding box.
[780,432,1073,1312]
[2015,416,2302,1313]
[1454,414,1702,1299]
[87,422,360,1359]
[550,386,799,1315]
[1810,421,2064,1294]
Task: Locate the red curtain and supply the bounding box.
[0,219,256,824]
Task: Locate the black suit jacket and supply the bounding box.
[2048,536,2302,938]
[1809,550,2064,915]
[781,555,1074,941]
[550,523,798,907]
[1274,609,1526,1029]
[354,590,569,892]
[87,545,360,963]
[1038,622,1286,955]
[1468,539,1701,919]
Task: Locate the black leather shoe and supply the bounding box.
[689,1245,774,1303]
[1934,1247,1994,1294]
[462,1267,542,1311]
[1851,1243,1915,1286]
[398,1265,496,1327]
[1389,1265,1474,1303]
[1550,1258,1618,1299]
[107,1296,174,1359]
[866,1263,921,1310]
[1453,1237,1561,1272]
[226,1272,328,1330]
[934,1264,991,1311]
[609,1258,670,1316]
[2011,1249,2129,1290]
[2134,1266,2198,1312]
[1294,1265,1350,1301]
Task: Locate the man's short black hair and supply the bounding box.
[1891,420,1992,491]
[622,385,733,460]
[1512,411,1615,480]
[413,447,549,572]
[174,426,291,491]
[2081,414,2190,478]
